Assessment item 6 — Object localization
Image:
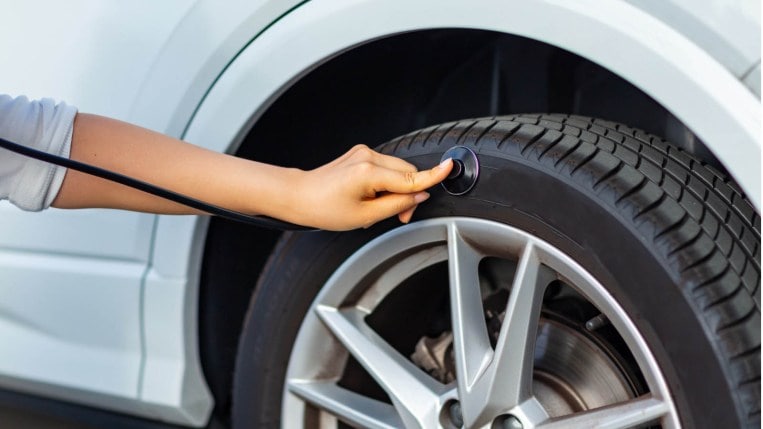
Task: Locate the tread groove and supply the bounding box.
[592,160,624,190]
[473,121,499,147]
[702,281,744,310]
[416,125,439,151]
[635,191,667,219]
[692,266,733,300]
[496,122,524,150]
[615,176,648,204]
[679,241,719,273]
[454,121,479,145]
[666,218,704,257]
[552,139,583,168]
[435,121,461,146]
[536,132,566,161]
[402,128,424,152]
[519,128,550,156]
[731,345,762,361]
[655,211,690,240]
[701,275,744,311]
[569,146,599,175]
[716,304,757,332]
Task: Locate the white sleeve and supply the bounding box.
[0,94,78,211]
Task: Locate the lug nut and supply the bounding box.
[501,415,523,429]
[585,313,610,331]
[448,401,464,427]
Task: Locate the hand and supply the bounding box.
[293,144,453,231]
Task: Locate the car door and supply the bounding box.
[0,0,193,403]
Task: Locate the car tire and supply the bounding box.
[232,114,760,428]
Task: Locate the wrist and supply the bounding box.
[244,164,308,224]
[279,167,309,222]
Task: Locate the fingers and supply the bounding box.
[346,144,418,173]
[397,205,416,224]
[319,146,454,230]
[371,158,453,194]
[362,191,430,228]
[359,158,450,227]
[369,151,418,173]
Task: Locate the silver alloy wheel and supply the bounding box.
[282,218,680,428]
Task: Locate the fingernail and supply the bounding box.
[414,192,430,203]
[438,158,452,169]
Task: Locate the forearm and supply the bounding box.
[52,113,301,217]
[52,112,452,231]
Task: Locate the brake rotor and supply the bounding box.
[412,317,636,418]
[532,318,635,417]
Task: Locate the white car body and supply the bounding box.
[0,0,759,426]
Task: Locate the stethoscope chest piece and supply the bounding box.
[440,145,479,196]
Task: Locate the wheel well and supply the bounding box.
[198,28,726,423]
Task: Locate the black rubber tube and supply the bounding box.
[0,136,314,231]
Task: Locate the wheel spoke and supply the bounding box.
[316,305,441,427]
[446,222,498,427]
[454,242,551,427]
[488,242,548,406]
[289,380,404,429]
[536,395,670,429]
[447,223,492,388]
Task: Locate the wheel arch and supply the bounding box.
[184,0,760,207]
[149,0,761,424]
